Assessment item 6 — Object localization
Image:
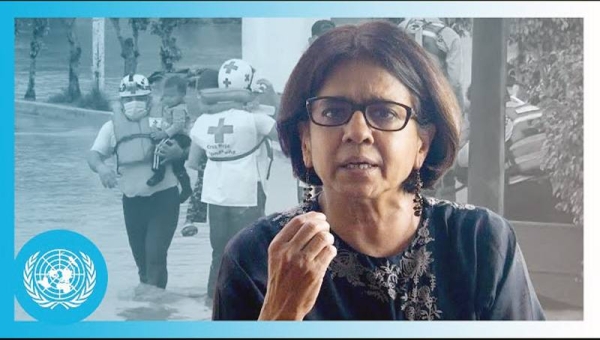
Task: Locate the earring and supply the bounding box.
[413,170,424,217]
[303,171,314,208]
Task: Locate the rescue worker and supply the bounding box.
[186,59,278,307]
[87,74,182,292]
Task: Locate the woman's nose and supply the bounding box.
[342,110,374,144]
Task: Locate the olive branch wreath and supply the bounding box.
[23,251,96,310]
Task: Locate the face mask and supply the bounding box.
[123,100,148,121]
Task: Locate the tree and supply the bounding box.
[64,18,81,102]
[150,19,191,73]
[110,18,149,76]
[508,18,583,227]
[23,19,49,101]
[15,19,25,36]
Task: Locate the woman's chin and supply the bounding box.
[329,183,380,199]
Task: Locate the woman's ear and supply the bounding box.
[416,124,436,168]
[299,122,313,168]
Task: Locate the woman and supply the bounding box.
[212,21,545,320]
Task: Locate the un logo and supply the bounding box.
[24,249,96,309]
[14,230,107,324]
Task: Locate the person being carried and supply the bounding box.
[146,75,193,204]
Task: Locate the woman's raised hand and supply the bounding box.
[259,212,337,320]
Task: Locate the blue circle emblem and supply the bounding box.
[14,230,108,324]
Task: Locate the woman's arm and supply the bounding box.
[213,252,266,320]
[482,243,546,320]
[474,212,546,320]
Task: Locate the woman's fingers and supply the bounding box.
[314,243,338,268]
[262,211,337,320]
[271,212,334,259]
[270,211,336,269]
[288,218,330,251]
[272,212,326,244]
[302,231,335,261]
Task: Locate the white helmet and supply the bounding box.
[119,74,152,98]
[218,59,255,90]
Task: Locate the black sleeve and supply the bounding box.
[211,218,276,320]
[212,252,265,320]
[474,211,546,320]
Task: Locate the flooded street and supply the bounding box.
[15,112,211,320]
[14,111,299,321]
[13,20,251,320]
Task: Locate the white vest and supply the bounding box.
[190,109,263,206]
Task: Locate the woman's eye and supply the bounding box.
[372,109,397,120]
[323,108,345,118]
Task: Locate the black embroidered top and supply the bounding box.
[213,195,546,320]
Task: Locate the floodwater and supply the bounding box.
[14,111,298,321]
[14,19,256,321]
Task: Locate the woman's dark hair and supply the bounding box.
[277,20,461,191]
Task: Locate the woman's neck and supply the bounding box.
[319,188,420,258]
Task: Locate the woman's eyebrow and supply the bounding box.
[320,94,401,104]
[333,95,395,102]
[359,95,399,103]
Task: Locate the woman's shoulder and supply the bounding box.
[426,196,485,216]
[425,196,517,249]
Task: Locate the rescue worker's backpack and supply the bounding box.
[400,18,449,69]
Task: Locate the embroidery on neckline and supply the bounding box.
[329,215,441,320]
[273,195,442,320]
[426,196,476,210]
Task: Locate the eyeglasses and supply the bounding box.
[305,96,414,132]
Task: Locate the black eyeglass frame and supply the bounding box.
[305,96,415,132]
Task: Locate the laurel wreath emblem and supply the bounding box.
[23,251,96,310]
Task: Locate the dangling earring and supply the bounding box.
[303,169,313,212]
[413,170,424,217]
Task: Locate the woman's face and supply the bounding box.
[300,59,433,199]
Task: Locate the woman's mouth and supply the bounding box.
[343,163,377,170]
